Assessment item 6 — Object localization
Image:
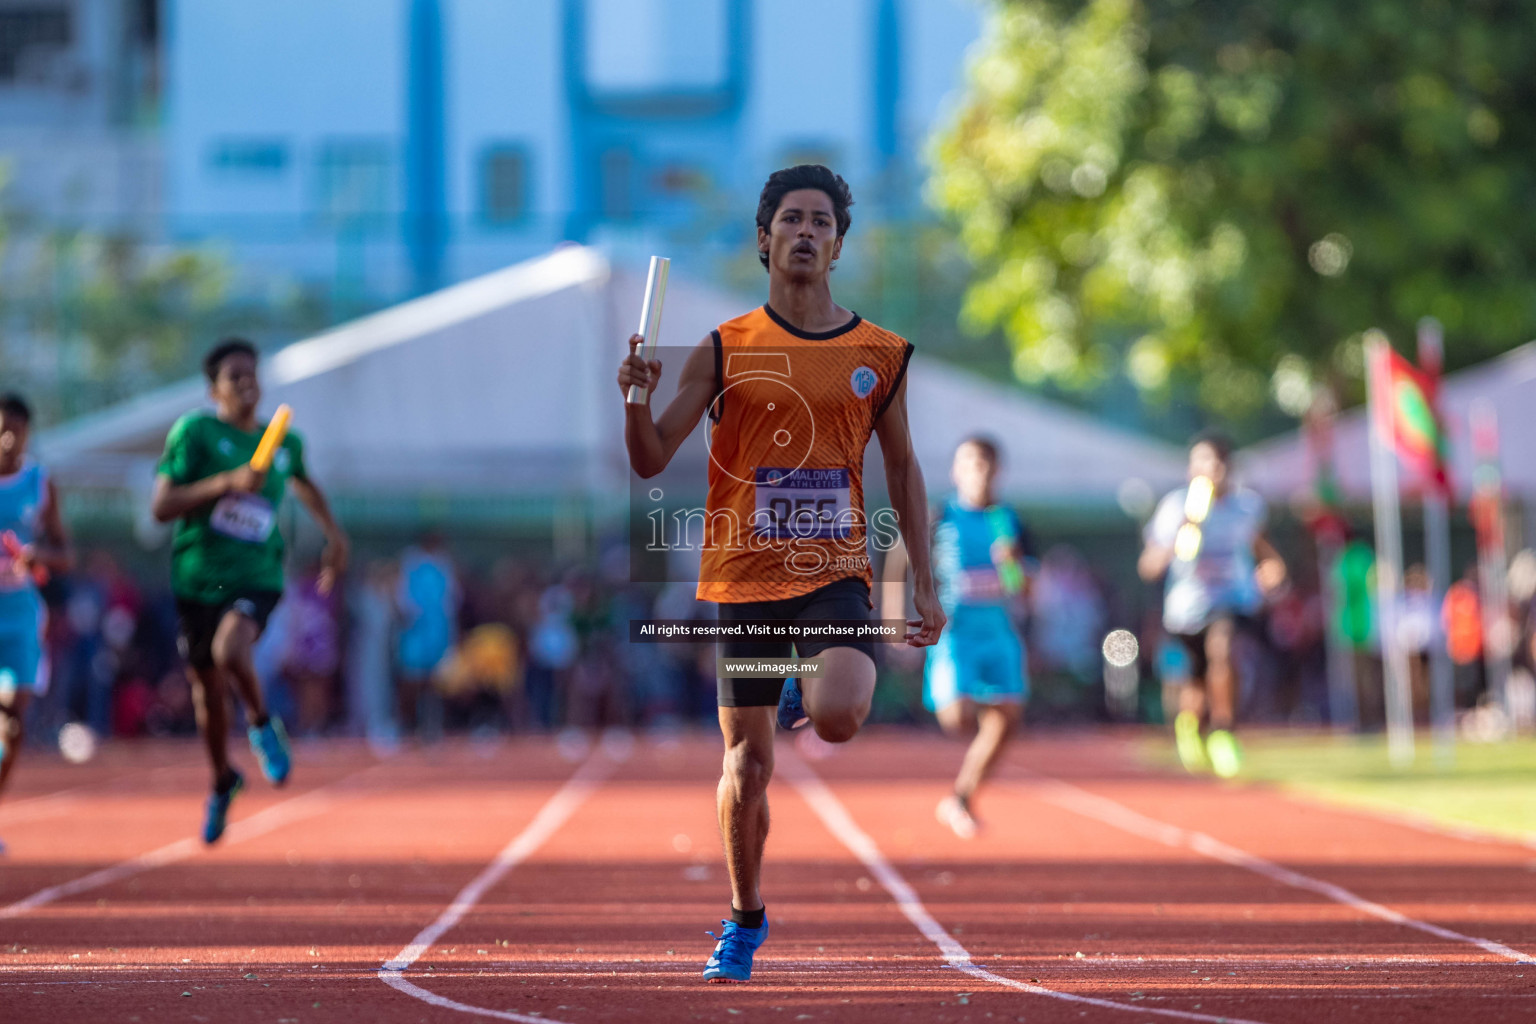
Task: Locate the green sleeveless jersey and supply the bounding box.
[156,411,308,603]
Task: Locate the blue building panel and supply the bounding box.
[164,0,982,300]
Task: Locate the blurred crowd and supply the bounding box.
[19,533,1536,747]
[24,533,729,748]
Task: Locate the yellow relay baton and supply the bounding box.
[250,404,292,473]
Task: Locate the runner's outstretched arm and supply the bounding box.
[150,466,264,523]
[874,377,945,647]
[618,334,716,478]
[1253,533,1287,594]
[1138,537,1174,582]
[21,478,72,575]
[290,476,350,596]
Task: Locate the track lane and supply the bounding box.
[3,732,1536,1023]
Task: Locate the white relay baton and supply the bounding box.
[625,255,671,405]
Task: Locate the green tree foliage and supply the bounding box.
[930,0,1536,421]
[1,227,231,423]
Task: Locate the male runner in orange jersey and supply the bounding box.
[617,164,944,982]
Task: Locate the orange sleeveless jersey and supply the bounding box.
[696,305,914,604]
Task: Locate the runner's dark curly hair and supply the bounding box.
[755,165,854,270]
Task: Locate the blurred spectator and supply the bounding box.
[395,532,460,740]
[1509,550,1536,730]
[1399,563,1436,721]
[56,550,135,736]
[563,570,618,728]
[282,566,341,735]
[1265,578,1326,723]
[1444,568,1485,707]
[524,579,578,729]
[148,666,197,736]
[437,623,521,732]
[112,673,157,737]
[1030,544,1107,681]
[347,560,398,748]
[653,578,716,722]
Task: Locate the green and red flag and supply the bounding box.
[1369,344,1448,492]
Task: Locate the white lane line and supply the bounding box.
[0,765,382,920]
[780,754,1270,1024]
[377,751,612,1024]
[1029,776,1536,964]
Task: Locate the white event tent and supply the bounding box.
[39,245,1186,527]
[1239,342,1536,505]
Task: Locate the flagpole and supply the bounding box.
[1366,330,1415,767]
[1417,318,1455,761]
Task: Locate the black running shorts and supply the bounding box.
[715,577,875,707]
[176,590,283,672]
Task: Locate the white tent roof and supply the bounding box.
[1239,343,1536,503]
[40,245,1185,508]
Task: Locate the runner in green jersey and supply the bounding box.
[152,339,349,844]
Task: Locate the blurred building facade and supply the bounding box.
[0,0,160,234]
[163,0,982,300]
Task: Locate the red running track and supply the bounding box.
[1,729,1534,1023]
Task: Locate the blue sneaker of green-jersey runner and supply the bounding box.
[248,716,292,786]
[703,917,769,982]
[777,678,808,731]
[203,770,244,845]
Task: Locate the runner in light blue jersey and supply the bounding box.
[922,437,1032,839]
[0,393,74,854]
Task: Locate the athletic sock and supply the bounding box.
[731,905,766,929]
[214,769,239,794]
[252,714,270,729]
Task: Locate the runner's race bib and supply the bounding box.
[210,493,276,544]
[1190,535,1241,586]
[956,567,1007,603]
[752,467,852,540]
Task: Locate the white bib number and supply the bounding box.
[210,494,276,544]
[753,468,852,540]
[956,567,1006,602]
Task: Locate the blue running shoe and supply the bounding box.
[776,678,808,731]
[248,716,292,787]
[703,918,768,983]
[203,771,244,845]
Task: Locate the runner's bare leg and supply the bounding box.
[718,706,775,913]
[0,690,31,799]
[187,666,233,784]
[799,647,876,743]
[211,611,268,726]
[953,702,1021,802]
[1204,618,1237,731]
